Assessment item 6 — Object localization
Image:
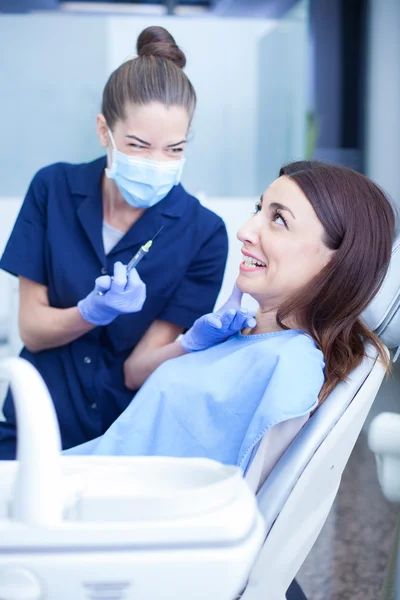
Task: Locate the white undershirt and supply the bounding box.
[102,221,124,255]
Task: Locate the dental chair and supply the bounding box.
[0,230,398,600]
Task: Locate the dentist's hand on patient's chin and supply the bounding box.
[77,261,147,326]
[180,285,256,352]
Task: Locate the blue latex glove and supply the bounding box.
[78,261,147,326]
[180,285,256,352]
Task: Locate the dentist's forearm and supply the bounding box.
[18,276,96,352]
[123,339,187,391]
[20,305,95,352]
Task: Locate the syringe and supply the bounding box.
[126,239,153,274]
[97,226,163,296]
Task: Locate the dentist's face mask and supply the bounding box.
[105,129,185,209]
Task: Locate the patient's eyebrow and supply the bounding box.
[270,201,296,219]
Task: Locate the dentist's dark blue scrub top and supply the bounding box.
[0,157,228,459]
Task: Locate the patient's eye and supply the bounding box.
[272,209,288,228]
[253,202,262,215]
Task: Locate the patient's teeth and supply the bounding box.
[242,255,267,268]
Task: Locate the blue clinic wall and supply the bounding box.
[0,7,308,198]
[257,1,308,190]
[366,0,400,210]
[0,14,108,196]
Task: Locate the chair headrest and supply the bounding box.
[362,234,400,350]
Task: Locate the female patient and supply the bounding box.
[66,161,395,484]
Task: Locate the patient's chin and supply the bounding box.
[235,273,260,296]
[235,275,248,294]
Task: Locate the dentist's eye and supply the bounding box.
[253,202,262,215]
[272,209,288,228]
[168,147,184,154]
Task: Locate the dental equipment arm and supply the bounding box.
[0,357,63,525]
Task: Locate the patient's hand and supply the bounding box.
[180,285,256,352]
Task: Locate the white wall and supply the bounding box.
[0,199,23,357]
[200,196,259,312]
[366,0,400,209]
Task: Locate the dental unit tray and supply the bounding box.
[0,358,265,600]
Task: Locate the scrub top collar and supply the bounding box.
[68,157,188,265]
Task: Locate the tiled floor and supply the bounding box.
[297,363,400,600]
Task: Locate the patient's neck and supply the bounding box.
[243,308,283,336]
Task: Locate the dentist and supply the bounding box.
[0,26,236,458]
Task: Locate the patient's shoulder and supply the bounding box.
[231,329,324,369]
[280,330,323,360]
[272,331,325,385]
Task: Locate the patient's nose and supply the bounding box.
[237,217,259,246]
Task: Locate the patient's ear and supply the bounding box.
[321,246,336,268]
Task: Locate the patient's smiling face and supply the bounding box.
[236,176,334,313]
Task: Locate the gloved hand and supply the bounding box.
[78,261,147,326]
[180,285,256,352]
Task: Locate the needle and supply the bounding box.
[97,226,164,295]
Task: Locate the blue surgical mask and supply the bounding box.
[105,129,185,209]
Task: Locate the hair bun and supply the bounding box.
[137,26,186,69]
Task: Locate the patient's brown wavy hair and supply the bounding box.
[277,161,395,403]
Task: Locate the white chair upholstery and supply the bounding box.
[239,235,400,600]
[366,234,400,502]
[363,233,400,351]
